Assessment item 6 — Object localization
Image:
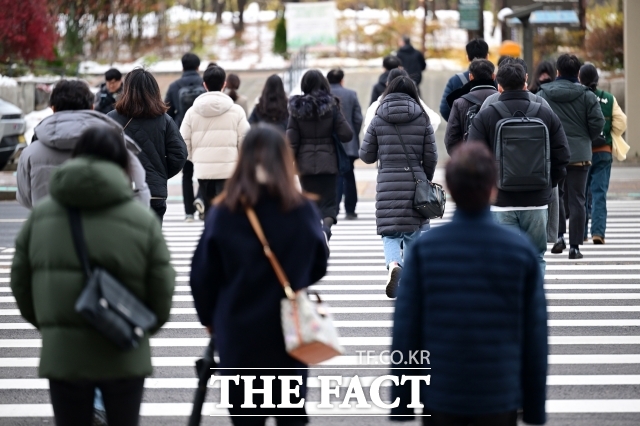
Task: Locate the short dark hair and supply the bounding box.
[469,59,495,81]
[556,54,581,78]
[386,68,409,85]
[466,39,489,61]
[49,80,94,112]
[203,66,226,92]
[181,53,201,71]
[72,125,129,172]
[579,63,599,92]
[105,68,122,81]
[382,55,402,71]
[382,76,422,112]
[496,62,526,91]
[115,68,169,118]
[326,69,344,85]
[445,142,496,212]
[499,56,528,74]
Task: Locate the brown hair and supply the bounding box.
[115,68,169,118]
[216,124,306,211]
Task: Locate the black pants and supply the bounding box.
[150,198,167,226]
[558,165,590,245]
[299,174,338,223]
[336,158,358,215]
[182,160,203,215]
[198,179,227,215]
[49,378,145,426]
[422,410,517,426]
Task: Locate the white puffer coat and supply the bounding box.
[180,91,250,180]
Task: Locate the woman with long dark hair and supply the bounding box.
[529,60,556,94]
[190,124,329,426]
[249,74,289,131]
[287,70,353,233]
[360,76,437,298]
[108,68,187,223]
[224,73,249,116]
[11,126,175,426]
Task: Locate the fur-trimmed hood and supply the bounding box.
[288,92,337,120]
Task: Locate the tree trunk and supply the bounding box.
[215,0,224,24]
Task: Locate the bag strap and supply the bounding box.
[461,93,483,106]
[489,101,513,120]
[393,124,421,185]
[245,206,296,301]
[68,208,92,279]
[123,118,133,130]
[525,101,541,117]
[456,72,468,85]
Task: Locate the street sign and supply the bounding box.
[459,0,481,31]
[285,1,338,52]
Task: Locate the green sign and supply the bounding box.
[459,0,480,31]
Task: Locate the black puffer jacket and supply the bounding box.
[108,111,187,198]
[287,92,353,176]
[360,93,438,235]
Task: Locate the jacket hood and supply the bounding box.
[539,79,588,103]
[289,92,336,120]
[377,93,424,124]
[49,157,132,209]
[35,110,129,151]
[192,91,235,118]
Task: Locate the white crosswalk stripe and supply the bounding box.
[1,200,640,422]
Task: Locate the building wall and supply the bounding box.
[625,0,639,160]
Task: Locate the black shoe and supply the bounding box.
[551,237,566,254]
[386,263,402,298]
[569,248,583,259]
[345,213,358,220]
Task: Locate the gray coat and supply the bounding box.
[330,83,363,158]
[360,93,437,235]
[17,110,150,209]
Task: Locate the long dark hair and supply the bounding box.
[579,63,599,92]
[382,76,423,110]
[528,60,556,93]
[217,125,305,211]
[115,68,169,118]
[225,73,241,102]
[300,70,332,96]
[256,74,288,122]
[72,126,129,172]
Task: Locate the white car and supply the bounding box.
[0,99,26,170]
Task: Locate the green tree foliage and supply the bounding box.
[273,15,287,57]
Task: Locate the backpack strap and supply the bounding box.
[489,101,512,120]
[460,93,484,106]
[456,72,468,85]
[525,101,542,117]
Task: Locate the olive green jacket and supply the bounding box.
[11,157,175,380]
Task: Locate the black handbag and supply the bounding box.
[394,124,446,219]
[68,208,157,350]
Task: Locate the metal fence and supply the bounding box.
[285,46,307,95]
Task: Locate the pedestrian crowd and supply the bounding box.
[9,36,627,426]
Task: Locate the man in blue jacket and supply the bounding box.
[439,39,489,121]
[390,142,548,426]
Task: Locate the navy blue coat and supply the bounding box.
[165,70,203,127]
[439,71,469,121]
[390,208,548,425]
[190,195,329,371]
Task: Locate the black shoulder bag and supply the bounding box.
[393,124,446,219]
[69,208,157,350]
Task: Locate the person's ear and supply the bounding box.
[90,105,94,110]
[490,186,498,204]
[222,82,227,91]
[203,82,208,91]
[491,73,496,80]
[51,106,56,113]
[469,73,475,81]
[498,84,504,93]
[556,70,560,77]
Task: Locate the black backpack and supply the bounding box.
[178,83,206,117]
[460,93,484,141]
[490,101,550,192]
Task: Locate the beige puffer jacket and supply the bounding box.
[180,91,250,180]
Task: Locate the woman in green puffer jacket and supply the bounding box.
[10,126,175,426]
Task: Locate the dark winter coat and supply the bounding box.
[390,208,547,425]
[439,71,469,121]
[468,90,570,207]
[248,107,289,132]
[287,92,353,176]
[538,78,606,163]
[108,111,187,199]
[396,44,427,85]
[94,83,122,114]
[330,83,363,158]
[165,70,204,127]
[370,71,391,105]
[359,93,437,235]
[444,81,498,155]
[11,158,175,380]
[189,194,328,406]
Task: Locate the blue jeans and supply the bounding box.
[382,231,422,268]
[492,209,548,275]
[585,152,612,239]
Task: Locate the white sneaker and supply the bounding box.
[185,214,195,223]
[386,262,402,298]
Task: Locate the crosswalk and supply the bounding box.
[1,200,640,424]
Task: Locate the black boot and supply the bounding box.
[569,248,583,259]
[551,236,566,254]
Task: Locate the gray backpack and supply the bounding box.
[490,101,550,192]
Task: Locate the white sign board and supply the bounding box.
[285,1,338,52]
